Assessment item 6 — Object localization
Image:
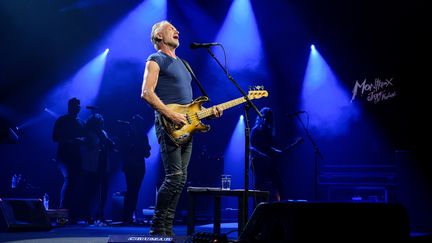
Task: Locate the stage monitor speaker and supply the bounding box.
[239,201,410,242]
[0,198,52,232]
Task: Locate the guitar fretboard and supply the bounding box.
[197,96,249,119]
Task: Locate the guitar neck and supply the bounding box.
[197,97,248,119]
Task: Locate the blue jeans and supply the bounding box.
[57,161,83,221]
[151,116,193,235]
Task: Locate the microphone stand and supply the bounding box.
[295,113,323,201]
[205,46,262,231]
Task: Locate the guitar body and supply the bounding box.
[160,89,268,146]
[161,96,210,145]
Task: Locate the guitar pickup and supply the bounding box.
[185,114,192,124]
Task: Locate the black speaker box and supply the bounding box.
[239,201,410,242]
[0,198,52,232]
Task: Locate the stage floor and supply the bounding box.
[1,221,432,242]
[0,222,239,243]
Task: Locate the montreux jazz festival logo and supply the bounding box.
[351,78,397,103]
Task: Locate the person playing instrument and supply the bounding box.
[52,97,85,223]
[81,113,116,226]
[250,107,303,201]
[141,20,222,236]
[119,114,151,225]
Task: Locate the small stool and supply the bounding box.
[186,187,269,237]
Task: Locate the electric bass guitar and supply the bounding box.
[161,89,268,146]
[250,136,304,159]
[281,136,304,153]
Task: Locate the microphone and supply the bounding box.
[286,110,305,117]
[190,42,219,49]
[86,105,99,110]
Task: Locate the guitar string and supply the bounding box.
[184,92,265,123]
[189,100,242,122]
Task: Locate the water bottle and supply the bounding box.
[43,193,49,210]
[11,174,17,189]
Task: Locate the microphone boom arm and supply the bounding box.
[205,46,262,117]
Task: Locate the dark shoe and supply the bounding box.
[112,221,133,227]
[149,228,166,236]
[67,218,78,225]
[56,217,68,226]
[95,219,109,227]
[165,229,175,237]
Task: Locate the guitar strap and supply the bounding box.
[180,58,209,100]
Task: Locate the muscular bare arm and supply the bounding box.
[141,60,187,125]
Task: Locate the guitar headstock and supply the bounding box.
[248,86,268,99]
